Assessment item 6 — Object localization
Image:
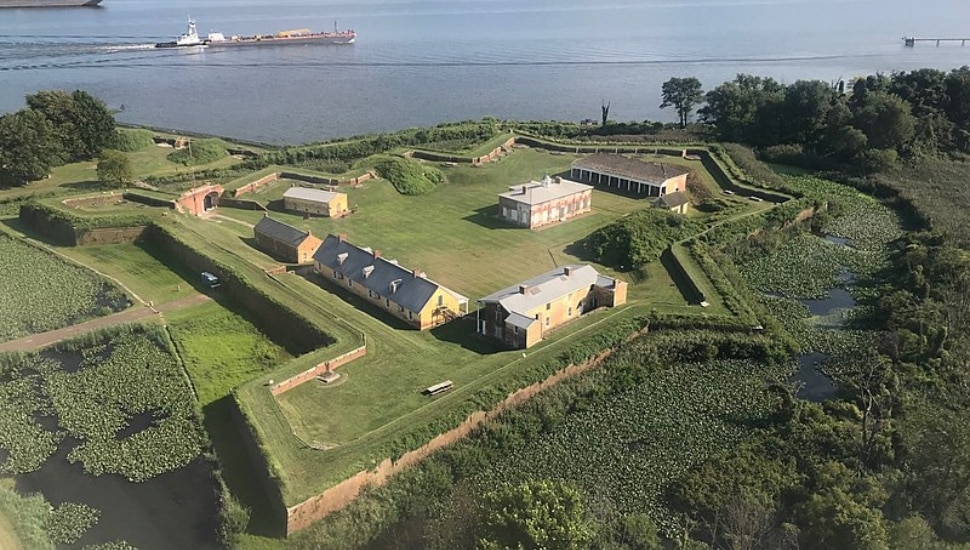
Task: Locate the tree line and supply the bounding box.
[0,90,116,186]
[658,68,970,172]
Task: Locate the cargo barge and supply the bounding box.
[0,0,102,7]
[155,19,355,49]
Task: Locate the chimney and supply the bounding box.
[413,268,424,279]
[519,284,529,295]
[337,233,348,243]
[564,266,573,276]
[555,176,562,184]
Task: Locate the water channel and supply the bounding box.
[787,235,858,402]
[16,440,220,550]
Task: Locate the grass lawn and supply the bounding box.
[218,149,651,299]
[167,300,292,407]
[0,145,243,201]
[56,243,197,305]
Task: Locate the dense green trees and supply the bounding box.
[0,109,63,184]
[700,68,970,172]
[0,90,115,186]
[478,480,595,550]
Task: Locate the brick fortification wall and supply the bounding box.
[285,347,616,534]
[269,346,367,396]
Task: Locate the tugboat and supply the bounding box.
[155,18,205,48]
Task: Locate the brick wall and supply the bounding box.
[269,346,367,396]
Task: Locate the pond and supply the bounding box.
[790,352,839,403]
[16,439,220,550]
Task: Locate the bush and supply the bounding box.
[584,209,703,269]
[167,138,228,166]
[761,143,807,166]
[854,148,899,175]
[375,157,444,195]
[112,129,155,152]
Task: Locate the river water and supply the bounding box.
[2,0,970,144]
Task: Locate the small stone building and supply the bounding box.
[253,215,322,264]
[282,187,349,217]
[313,234,469,330]
[498,176,593,230]
[570,153,688,198]
[476,265,627,349]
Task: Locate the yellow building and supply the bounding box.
[313,234,468,330]
[476,265,627,349]
[283,186,349,217]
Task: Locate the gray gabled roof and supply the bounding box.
[499,177,592,206]
[283,186,342,204]
[479,265,609,314]
[313,234,461,313]
[254,216,311,248]
[655,191,689,208]
[506,312,537,330]
[572,153,688,184]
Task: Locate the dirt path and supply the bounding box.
[0,293,211,353]
[0,510,22,550]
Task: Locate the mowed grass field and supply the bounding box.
[167,300,292,407]
[218,149,656,299]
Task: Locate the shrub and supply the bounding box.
[112,129,155,152]
[167,138,228,166]
[584,209,703,269]
[761,143,807,165]
[375,157,444,195]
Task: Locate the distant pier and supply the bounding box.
[904,37,970,47]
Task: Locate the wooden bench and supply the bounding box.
[424,380,454,396]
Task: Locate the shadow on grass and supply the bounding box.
[462,205,513,230]
[203,396,287,539]
[562,237,600,265]
[63,180,112,192]
[429,315,502,354]
[659,249,702,304]
[1,216,75,247]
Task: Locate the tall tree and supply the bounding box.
[96,149,134,187]
[26,89,115,161]
[699,74,784,144]
[852,91,916,151]
[478,480,595,550]
[601,101,611,127]
[0,109,63,186]
[660,77,704,128]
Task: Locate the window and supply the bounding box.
[348,279,353,288]
[398,305,405,312]
[513,326,518,334]
[437,295,443,307]
[545,317,550,327]
[568,307,572,317]
[408,311,413,320]
[386,299,390,308]
[333,270,341,279]
[546,303,551,311]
